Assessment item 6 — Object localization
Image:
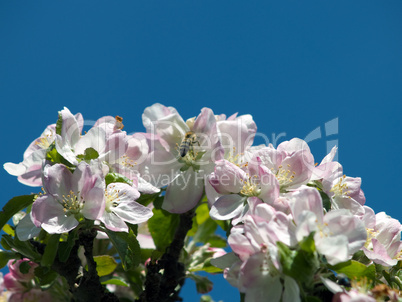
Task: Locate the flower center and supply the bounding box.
[330,175,349,196]
[105,185,123,213]
[35,133,54,149]
[317,221,331,238]
[120,154,136,168]
[364,228,379,249]
[240,174,261,197]
[275,164,296,187]
[61,190,83,215]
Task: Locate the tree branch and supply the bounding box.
[139,209,195,302]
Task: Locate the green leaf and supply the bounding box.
[135,192,160,207]
[1,234,41,261]
[193,218,217,244]
[189,258,223,274]
[299,233,316,253]
[319,191,331,212]
[206,235,227,248]
[2,224,15,236]
[0,250,19,269]
[58,230,78,263]
[104,228,141,270]
[188,274,213,294]
[41,234,61,267]
[19,260,32,274]
[152,195,164,209]
[34,266,59,289]
[148,208,180,252]
[105,172,133,186]
[92,255,118,277]
[329,260,376,281]
[100,275,129,287]
[0,195,35,231]
[56,111,63,135]
[46,144,72,166]
[77,147,99,161]
[200,296,214,302]
[277,241,319,284]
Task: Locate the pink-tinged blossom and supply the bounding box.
[289,186,367,265]
[2,259,53,302]
[212,202,299,302]
[99,183,153,232]
[4,124,56,187]
[31,162,105,234]
[141,103,225,213]
[332,290,376,302]
[219,249,300,302]
[321,163,366,216]
[228,202,295,262]
[5,259,37,287]
[215,113,257,159]
[209,158,279,222]
[362,210,402,266]
[310,146,339,181]
[55,107,127,167]
[258,139,315,189]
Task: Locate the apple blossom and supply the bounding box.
[99,182,153,232]
[289,186,367,265]
[55,107,127,167]
[3,124,56,187]
[31,162,105,234]
[321,162,366,216]
[362,210,402,266]
[141,103,225,213]
[3,104,402,302]
[209,158,279,222]
[252,138,315,190]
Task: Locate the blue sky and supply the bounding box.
[1,1,402,300]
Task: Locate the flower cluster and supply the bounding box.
[2,104,402,301]
[5,108,154,236]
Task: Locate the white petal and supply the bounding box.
[75,127,107,156]
[282,276,300,302]
[4,162,26,176]
[100,212,129,232]
[162,169,204,213]
[15,213,41,241]
[113,202,153,225]
[210,195,246,221]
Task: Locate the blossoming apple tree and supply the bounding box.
[1,104,401,301]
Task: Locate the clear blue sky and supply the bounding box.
[1,1,402,300]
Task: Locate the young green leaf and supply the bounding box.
[58,230,78,263]
[277,241,319,285]
[104,228,141,270]
[329,260,376,282]
[41,234,61,267]
[92,255,118,277]
[1,234,41,261]
[34,266,59,290]
[76,147,99,161]
[105,172,133,186]
[100,275,129,287]
[148,208,179,252]
[0,195,35,231]
[0,250,19,269]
